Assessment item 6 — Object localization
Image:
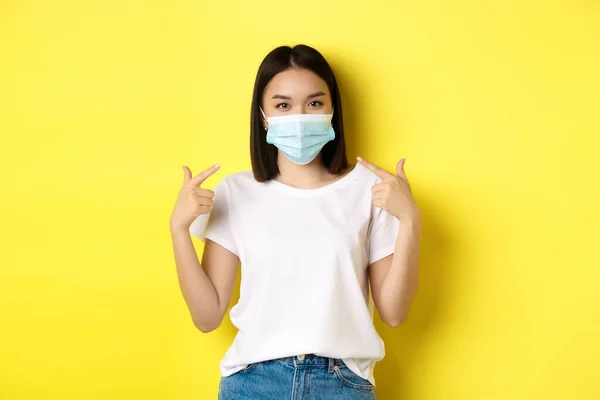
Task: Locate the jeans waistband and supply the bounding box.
[273,354,345,370]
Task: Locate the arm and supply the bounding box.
[171,228,238,333]
[357,156,421,327]
[368,216,421,327]
[169,164,238,333]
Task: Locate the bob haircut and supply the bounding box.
[250,44,348,182]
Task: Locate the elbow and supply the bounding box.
[384,312,409,328]
[189,306,225,333]
[195,324,216,333]
[192,316,221,333]
[194,320,218,333]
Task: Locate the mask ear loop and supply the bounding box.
[259,107,268,131]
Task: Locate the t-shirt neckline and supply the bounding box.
[267,163,365,196]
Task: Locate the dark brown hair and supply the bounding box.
[250,44,348,182]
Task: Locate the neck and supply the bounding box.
[276,152,330,189]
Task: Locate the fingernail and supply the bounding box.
[357,156,363,162]
[215,163,221,168]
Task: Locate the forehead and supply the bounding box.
[264,68,329,98]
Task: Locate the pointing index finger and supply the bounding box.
[190,163,221,186]
[357,157,394,180]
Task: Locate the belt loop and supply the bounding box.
[328,357,334,372]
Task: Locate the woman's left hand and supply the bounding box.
[357,157,421,223]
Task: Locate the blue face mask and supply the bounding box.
[260,108,335,165]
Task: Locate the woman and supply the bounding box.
[169,44,421,399]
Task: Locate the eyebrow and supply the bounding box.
[271,91,326,100]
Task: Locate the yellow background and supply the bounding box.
[1,1,599,399]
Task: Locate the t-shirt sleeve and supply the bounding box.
[189,178,239,257]
[368,202,400,265]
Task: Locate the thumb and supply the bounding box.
[182,165,192,183]
[396,158,407,179]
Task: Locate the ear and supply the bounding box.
[259,107,268,130]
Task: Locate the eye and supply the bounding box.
[276,103,290,109]
[308,101,323,107]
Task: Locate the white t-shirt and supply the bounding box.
[189,162,400,386]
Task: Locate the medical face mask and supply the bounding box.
[260,108,335,165]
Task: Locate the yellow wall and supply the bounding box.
[1,1,599,399]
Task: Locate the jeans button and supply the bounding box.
[297,354,305,360]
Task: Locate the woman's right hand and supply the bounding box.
[169,164,220,232]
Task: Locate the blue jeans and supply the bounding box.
[218,354,376,399]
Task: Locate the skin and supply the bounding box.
[169,67,421,332]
